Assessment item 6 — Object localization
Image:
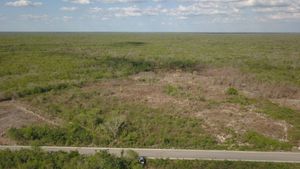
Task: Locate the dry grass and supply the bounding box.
[80,68,293,144]
[271,99,300,111]
[205,67,300,99]
[196,104,289,143]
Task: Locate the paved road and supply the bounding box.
[0,145,300,163]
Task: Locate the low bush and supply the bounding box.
[226,87,239,95]
[149,159,300,169]
[8,124,93,146]
[0,148,142,169]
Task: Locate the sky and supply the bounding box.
[0,0,300,32]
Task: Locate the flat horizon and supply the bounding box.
[1,1,300,32]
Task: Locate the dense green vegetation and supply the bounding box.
[1,33,300,99]
[149,159,300,169]
[0,148,142,169]
[1,148,299,169]
[8,124,93,146]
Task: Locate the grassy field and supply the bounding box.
[1,148,299,169]
[0,33,300,152]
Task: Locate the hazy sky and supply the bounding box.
[1,0,300,32]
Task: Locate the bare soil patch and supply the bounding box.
[0,101,58,145]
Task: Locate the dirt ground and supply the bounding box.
[0,101,57,145]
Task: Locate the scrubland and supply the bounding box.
[0,33,300,168]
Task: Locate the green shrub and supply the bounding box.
[8,124,93,146]
[164,84,181,96]
[226,87,239,95]
[0,149,142,169]
[227,95,253,106]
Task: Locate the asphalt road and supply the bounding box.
[0,145,300,163]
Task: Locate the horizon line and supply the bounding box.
[1,31,300,34]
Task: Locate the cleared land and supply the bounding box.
[0,33,300,154]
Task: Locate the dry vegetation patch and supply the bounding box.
[0,101,60,144]
[205,67,300,100]
[196,104,289,143]
[82,69,294,144]
[83,74,190,109]
[4,67,297,148]
[271,99,300,111]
